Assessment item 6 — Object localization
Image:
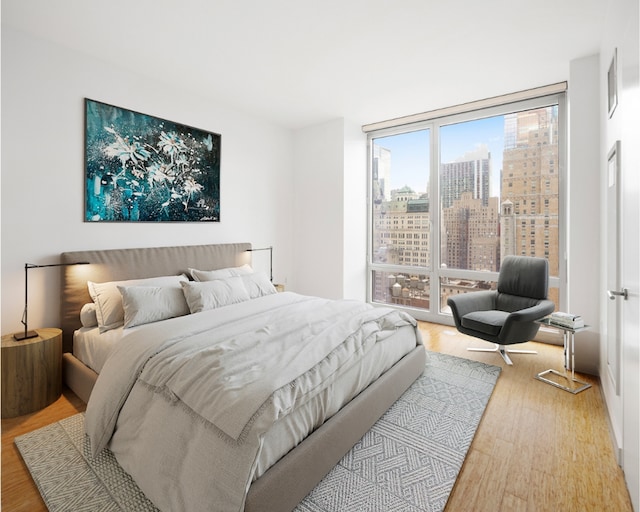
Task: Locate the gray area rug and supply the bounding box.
[15,352,500,512]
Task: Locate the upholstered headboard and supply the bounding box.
[60,243,251,353]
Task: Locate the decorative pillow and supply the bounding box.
[88,274,187,332]
[118,286,190,328]
[240,272,277,299]
[189,264,253,282]
[181,277,250,314]
[79,303,99,328]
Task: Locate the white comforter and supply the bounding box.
[85,292,420,512]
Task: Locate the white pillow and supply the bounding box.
[189,264,253,282]
[88,274,187,332]
[181,277,250,314]
[241,272,277,299]
[80,303,99,328]
[118,286,190,328]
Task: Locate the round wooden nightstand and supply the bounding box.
[1,328,62,418]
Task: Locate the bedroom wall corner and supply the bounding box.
[342,119,367,302]
[568,54,601,376]
[0,26,295,334]
[291,118,367,301]
[292,119,345,299]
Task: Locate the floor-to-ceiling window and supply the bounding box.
[370,129,432,310]
[367,88,565,323]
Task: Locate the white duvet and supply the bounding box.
[85,292,420,512]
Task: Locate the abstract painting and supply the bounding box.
[85,99,220,222]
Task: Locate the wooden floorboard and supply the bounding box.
[1,322,633,511]
[1,388,86,511]
[419,321,633,512]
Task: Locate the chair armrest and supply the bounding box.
[507,299,555,323]
[447,291,496,322]
[499,299,556,342]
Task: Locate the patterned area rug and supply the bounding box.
[15,352,500,512]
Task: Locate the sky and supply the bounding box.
[374,115,505,197]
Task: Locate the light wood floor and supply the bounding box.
[1,387,86,512]
[1,322,633,511]
[419,322,633,512]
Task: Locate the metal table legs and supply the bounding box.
[535,329,592,394]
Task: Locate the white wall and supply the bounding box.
[341,119,367,301]
[292,119,345,299]
[291,118,367,300]
[598,0,640,509]
[1,26,295,334]
[568,55,601,375]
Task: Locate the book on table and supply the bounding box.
[549,312,584,329]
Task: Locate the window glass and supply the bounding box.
[372,270,430,309]
[440,107,559,276]
[368,98,562,320]
[371,129,430,267]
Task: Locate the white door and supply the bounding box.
[620,83,640,512]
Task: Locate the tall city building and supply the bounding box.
[500,108,559,276]
[442,192,500,271]
[372,186,430,267]
[440,145,491,208]
[500,199,516,259]
[372,145,392,202]
[371,184,431,309]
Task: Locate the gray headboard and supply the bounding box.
[60,243,251,353]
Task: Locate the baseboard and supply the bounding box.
[598,376,623,466]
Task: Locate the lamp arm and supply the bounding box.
[14,261,89,341]
[247,247,274,282]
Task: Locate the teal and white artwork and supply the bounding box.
[85,99,220,222]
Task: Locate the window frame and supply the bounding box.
[366,91,567,325]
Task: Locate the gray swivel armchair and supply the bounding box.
[447,255,555,365]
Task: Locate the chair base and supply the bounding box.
[468,343,536,365]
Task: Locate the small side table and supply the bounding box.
[534,318,591,394]
[1,328,62,418]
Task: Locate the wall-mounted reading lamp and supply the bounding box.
[14,261,90,341]
[246,246,273,282]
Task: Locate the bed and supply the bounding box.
[60,243,426,512]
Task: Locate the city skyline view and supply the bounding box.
[374,115,505,198]
[370,105,560,314]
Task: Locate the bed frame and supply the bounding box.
[60,243,426,512]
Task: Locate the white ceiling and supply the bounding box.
[2,0,607,129]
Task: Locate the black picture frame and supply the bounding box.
[85,99,221,222]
